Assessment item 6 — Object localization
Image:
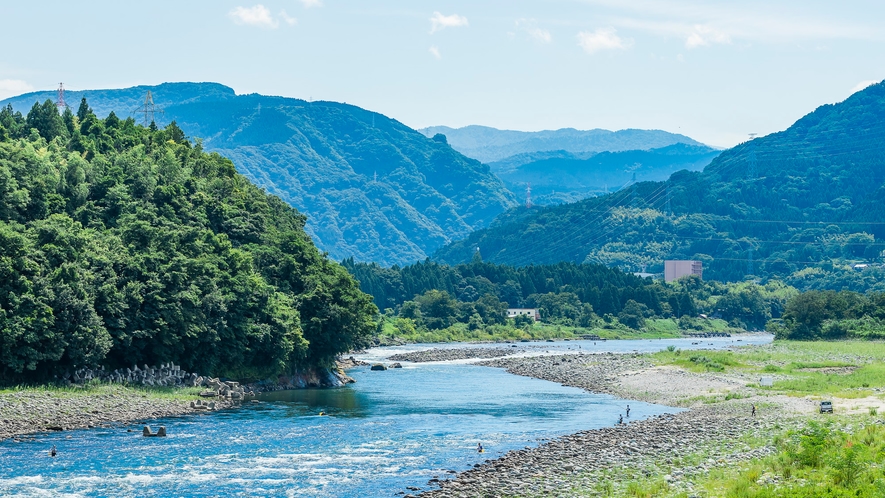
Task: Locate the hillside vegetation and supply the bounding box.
[346,258,797,341]
[434,81,885,291]
[0,99,376,382]
[2,83,517,266]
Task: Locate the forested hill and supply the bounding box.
[491,144,720,205]
[434,80,885,291]
[0,99,376,382]
[418,125,706,163]
[2,83,517,266]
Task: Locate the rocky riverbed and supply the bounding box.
[387,346,530,363]
[0,386,232,441]
[412,351,810,498]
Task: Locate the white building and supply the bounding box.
[507,308,540,322]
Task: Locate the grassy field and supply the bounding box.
[650,340,885,399]
[374,317,735,344]
[0,382,203,401]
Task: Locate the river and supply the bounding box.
[0,335,771,497]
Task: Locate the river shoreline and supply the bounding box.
[412,348,816,497]
[0,385,237,442]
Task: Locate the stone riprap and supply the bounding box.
[61,363,200,388]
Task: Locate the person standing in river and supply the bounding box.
[626,405,630,417]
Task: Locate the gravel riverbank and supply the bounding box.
[387,346,530,363]
[0,387,231,441]
[413,351,810,498]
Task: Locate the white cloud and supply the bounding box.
[429,45,442,59]
[528,28,552,44]
[577,27,632,54]
[684,24,730,48]
[430,12,468,34]
[299,0,322,7]
[515,19,552,43]
[279,9,297,26]
[850,80,879,94]
[578,0,880,46]
[228,5,278,29]
[0,79,34,100]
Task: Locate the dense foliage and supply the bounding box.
[2,83,518,266]
[770,290,885,340]
[434,81,885,292]
[0,99,376,382]
[345,258,795,333]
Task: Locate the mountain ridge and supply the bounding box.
[433,80,885,292]
[2,83,517,266]
[418,124,708,163]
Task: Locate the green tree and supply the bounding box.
[26,100,66,141]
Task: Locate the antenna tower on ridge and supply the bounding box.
[747,133,758,179]
[525,183,532,209]
[56,83,68,109]
[133,90,164,126]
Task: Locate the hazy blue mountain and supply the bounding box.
[3,83,517,266]
[433,80,885,291]
[418,125,707,163]
[490,144,721,205]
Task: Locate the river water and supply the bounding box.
[0,335,771,497]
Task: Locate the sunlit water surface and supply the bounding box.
[0,335,771,497]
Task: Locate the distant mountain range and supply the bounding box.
[2,83,517,266]
[418,125,707,164]
[489,143,720,205]
[434,80,885,291]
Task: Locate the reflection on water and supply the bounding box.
[260,387,369,417]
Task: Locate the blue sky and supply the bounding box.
[1,0,882,147]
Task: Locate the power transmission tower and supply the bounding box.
[525,183,532,209]
[666,183,672,216]
[55,83,68,109]
[133,90,164,126]
[747,133,758,179]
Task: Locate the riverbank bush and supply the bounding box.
[698,420,885,497]
[770,290,885,340]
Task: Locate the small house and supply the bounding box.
[507,308,541,322]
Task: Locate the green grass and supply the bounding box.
[649,340,885,398]
[0,382,202,402]
[570,417,885,497]
[376,316,701,345]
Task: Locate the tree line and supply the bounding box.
[771,290,885,340]
[0,99,377,383]
[344,257,794,333]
